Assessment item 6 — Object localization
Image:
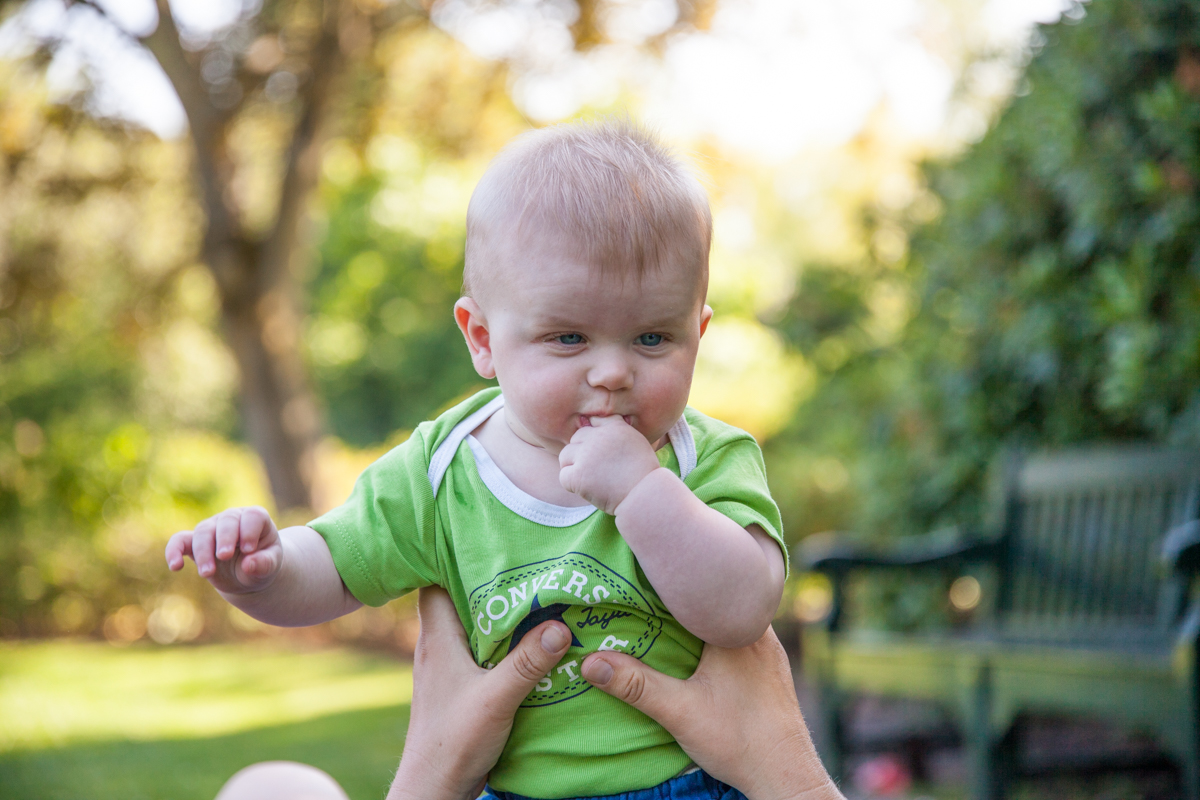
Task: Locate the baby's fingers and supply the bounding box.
[559,462,581,496]
[558,441,578,469]
[191,517,218,577]
[238,546,282,583]
[214,511,241,561]
[236,506,275,555]
[165,531,194,571]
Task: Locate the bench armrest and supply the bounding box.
[796,527,1000,575]
[1163,520,1200,575]
[794,528,1000,633]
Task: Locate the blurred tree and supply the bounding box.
[0,0,717,634]
[58,0,408,513]
[306,23,520,446]
[771,0,1200,542]
[7,0,718,514]
[0,58,223,636]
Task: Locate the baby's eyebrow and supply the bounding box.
[529,314,692,331]
[525,314,588,329]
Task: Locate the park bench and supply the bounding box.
[796,446,1200,799]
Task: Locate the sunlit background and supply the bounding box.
[6,0,1200,795]
[0,0,1073,642]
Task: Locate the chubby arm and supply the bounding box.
[165,507,362,626]
[227,525,363,626]
[617,470,785,647]
[560,418,785,648]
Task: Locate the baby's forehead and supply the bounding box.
[495,236,705,297]
[477,252,706,331]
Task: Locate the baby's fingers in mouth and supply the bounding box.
[582,414,632,427]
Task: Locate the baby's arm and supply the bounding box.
[165,506,362,626]
[559,418,785,648]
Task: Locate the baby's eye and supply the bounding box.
[637,333,664,347]
[556,333,584,345]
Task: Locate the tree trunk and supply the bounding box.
[221,259,320,514]
[138,0,355,514]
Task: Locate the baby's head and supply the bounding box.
[462,118,711,301]
[455,119,714,452]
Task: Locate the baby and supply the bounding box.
[166,119,786,800]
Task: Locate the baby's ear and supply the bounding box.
[454,297,496,379]
[699,304,713,337]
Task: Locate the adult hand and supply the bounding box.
[580,629,844,800]
[387,586,573,800]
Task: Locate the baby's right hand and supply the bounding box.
[165,506,283,595]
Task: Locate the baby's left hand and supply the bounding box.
[559,416,662,515]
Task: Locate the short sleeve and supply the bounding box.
[308,429,441,607]
[684,436,788,575]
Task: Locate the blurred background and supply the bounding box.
[1,0,1198,797]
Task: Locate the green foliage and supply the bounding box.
[0,21,525,633]
[772,0,1200,541]
[309,167,491,446]
[306,26,526,445]
[0,77,167,634]
[0,63,274,636]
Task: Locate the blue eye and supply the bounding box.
[638,333,664,346]
[556,333,583,345]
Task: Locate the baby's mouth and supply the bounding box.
[578,414,633,427]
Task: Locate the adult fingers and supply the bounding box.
[483,620,571,716]
[165,531,193,571]
[581,651,688,731]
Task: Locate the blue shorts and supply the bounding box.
[481,768,749,800]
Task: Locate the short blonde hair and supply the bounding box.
[463,118,711,297]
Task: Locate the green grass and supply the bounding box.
[0,639,413,800]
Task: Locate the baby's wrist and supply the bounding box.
[613,467,676,519]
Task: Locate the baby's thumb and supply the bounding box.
[582,652,685,729]
[487,622,572,711]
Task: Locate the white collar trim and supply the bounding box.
[427,394,696,524]
[466,435,597,527]
[427,394,505,496]
[668,413,697,480]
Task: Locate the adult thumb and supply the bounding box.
[581,652,686,729]
[485,622,572,710]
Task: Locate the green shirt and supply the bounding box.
[310,388,785,799]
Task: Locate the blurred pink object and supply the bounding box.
[852,754,912,797]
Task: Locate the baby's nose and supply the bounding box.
[586,353,633,391]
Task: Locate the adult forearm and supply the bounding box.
[219,526,361,626]
[386,759,469,800]
[614,469,784,647]
[743,747,845,800]
[744,751,846,800]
